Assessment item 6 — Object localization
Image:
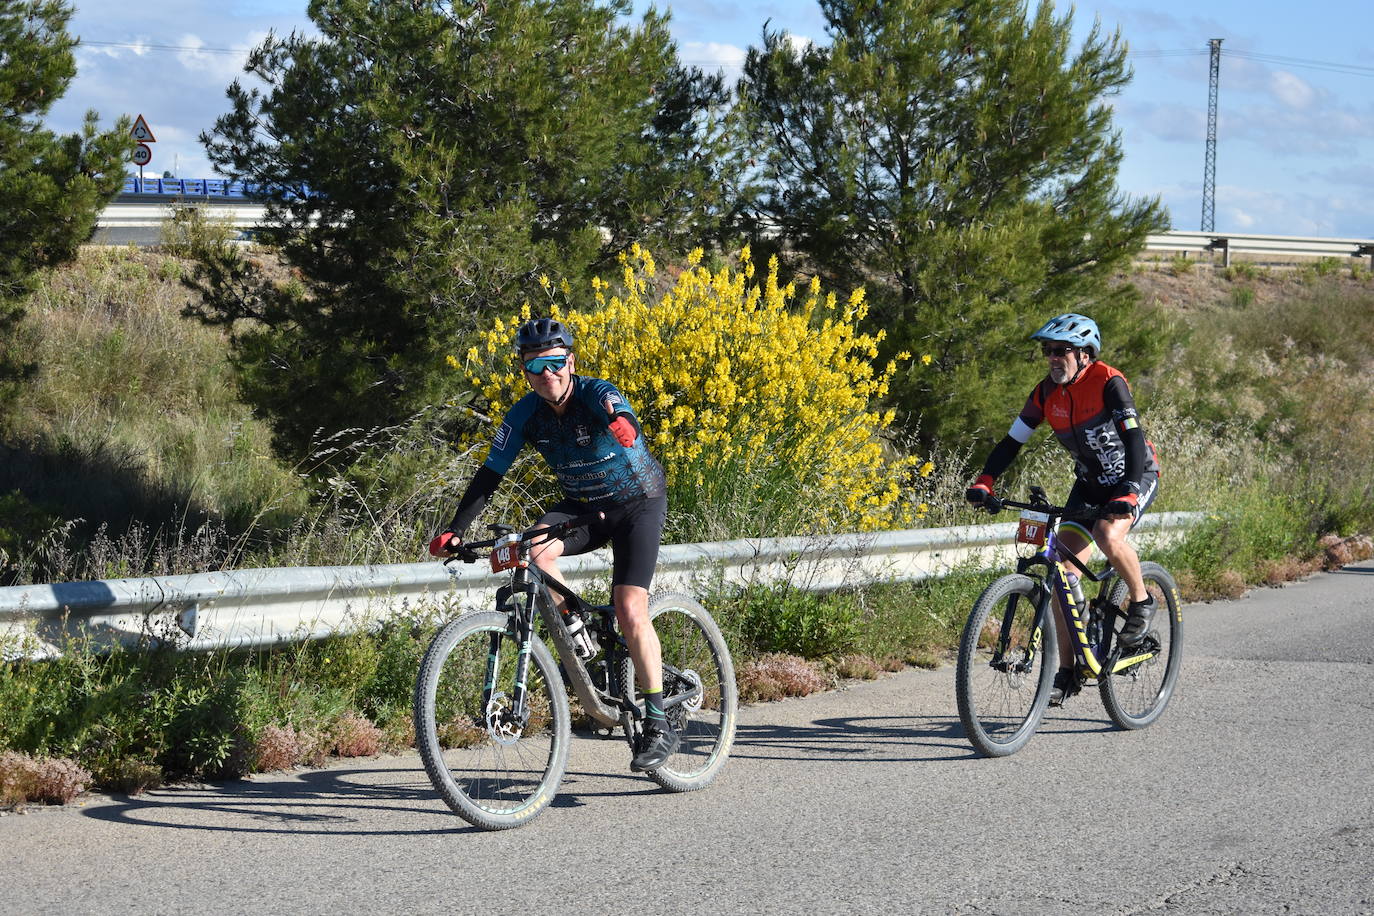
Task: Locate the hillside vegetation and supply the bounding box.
[2,244,1374,800]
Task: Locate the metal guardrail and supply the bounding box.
[1145,231,1374,266]
[0,512,1201,658]
[93,204,1374,267]
[95,201,266,231]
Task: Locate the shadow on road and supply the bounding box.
[78,750,682,835]
[730,714,979,764]
[80,762,485,837]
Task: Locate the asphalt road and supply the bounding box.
[4,562,1373,915]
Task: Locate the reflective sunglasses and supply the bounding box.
[1041,344,1077,358]
[522,353,570,374]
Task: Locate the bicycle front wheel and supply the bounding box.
[955,573,1057,757]
[639,592,738,792]
[413,611,571,830]
[1100,561,1183,729]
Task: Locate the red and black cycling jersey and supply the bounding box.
[981,360,1160,498]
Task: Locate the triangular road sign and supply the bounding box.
[131,114,156,143]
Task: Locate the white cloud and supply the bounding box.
[1267,70,1318,109]
[680,41,746,76]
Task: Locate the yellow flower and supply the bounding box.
[461,244,928,534]
[921,354,932,366]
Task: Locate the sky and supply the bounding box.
[41,0,1374,238]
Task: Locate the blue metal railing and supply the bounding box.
[121,175,262,198]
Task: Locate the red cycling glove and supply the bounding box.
[1105,492,1139,517]
[965,474,995,507]
[428,530,461,557]
[608,415,637,448]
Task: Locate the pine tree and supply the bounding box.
[189,0,737,462]
[739,0,1169,447]
[0,0,133,421]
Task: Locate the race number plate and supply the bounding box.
[489,533,521,572]
[1016,510,1050,546]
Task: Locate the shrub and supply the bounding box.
[251,724,303,772]
[730,585,863,658]
[459,246,928,539]
[737,653,829,703]
[0,751,92,806]
[332,713,383,758]
[832,653,882,680]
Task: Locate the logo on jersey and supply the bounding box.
[493,422,512,450]
[1084,421,1125,485]
[575,424,592,448]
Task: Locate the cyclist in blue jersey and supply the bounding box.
[429,318,679,771]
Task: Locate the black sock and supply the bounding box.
[643,688,667,730]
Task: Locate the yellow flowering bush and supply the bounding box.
[459,245,931,538]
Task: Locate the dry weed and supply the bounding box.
[332,713,383,758]
[833,654,882,680]
[738,653,829,703]
[0,751,91,806]
[252,724,303,772]
[100,759,163,796]
[1320,533,1374,570]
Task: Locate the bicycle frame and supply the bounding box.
[456,518,703,733]
[1000,500,1159,680]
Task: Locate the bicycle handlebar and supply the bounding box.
[980,494,1108,525]
[442,511,606,564]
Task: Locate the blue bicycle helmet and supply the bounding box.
[514,318,574,354]
[1031,313,1100,357]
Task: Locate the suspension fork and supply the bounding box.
[484,569,540,722]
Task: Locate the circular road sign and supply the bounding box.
[132,143,153,166]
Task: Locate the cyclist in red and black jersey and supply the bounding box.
[965,313,1161,704]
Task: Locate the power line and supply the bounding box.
[80,38,247,56]
[1223,49,1374,78]
[76,34,1374,79]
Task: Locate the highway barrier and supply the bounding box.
[0,512,1201,658]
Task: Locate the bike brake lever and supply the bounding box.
[984,495,1004,514]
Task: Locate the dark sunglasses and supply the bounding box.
[523,353,570,374]
[1041,344,1077,358]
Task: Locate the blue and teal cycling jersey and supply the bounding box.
[484,376,666,506]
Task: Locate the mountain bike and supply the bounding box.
[954,486,1183,757]
[413,512,737,830]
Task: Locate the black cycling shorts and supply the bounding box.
[1061,470,1160,540]
[534,494,667,590]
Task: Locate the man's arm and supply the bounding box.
[1105,375,1147,496]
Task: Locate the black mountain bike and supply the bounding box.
[413,513,737,830]
[955,487,1183,757]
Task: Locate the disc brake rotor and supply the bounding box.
[484,691,523,746]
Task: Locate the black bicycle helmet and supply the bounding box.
[514,317,574,354]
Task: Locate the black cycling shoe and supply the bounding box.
[1118,596,1158,648]
[1049,668,1077,707]
[630,725,680,772]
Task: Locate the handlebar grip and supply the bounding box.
[566,510,606,531]
[984,495,1003,514]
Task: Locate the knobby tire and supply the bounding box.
[1100,561,1183,729]
[414,611,571,830]
[956,573,1058,757]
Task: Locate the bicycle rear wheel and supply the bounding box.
[955,573,1057,757]
[635,592,737,792]
[414,611,570,830]
[1100,561,1183,729]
